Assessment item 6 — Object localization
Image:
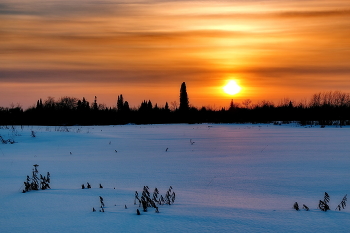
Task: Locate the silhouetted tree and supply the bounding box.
[36,99,43,109]
[43,96,55,109]
[117,95,124,111]
[242,99,252,109]
[147,100,153,110]
[154,103,159,111]
[57,96,78,110]
[93,96,98,110]
[77,97,90,111]
[164,102,169,112]
[170,101,178,111]
[123,101,130,111]
[229,99,235,111]
[139,100,153,112]
[116,94,130,112]
[179,82,189,112]
[278,98,294,108]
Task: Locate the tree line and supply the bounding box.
[1,83,350,126]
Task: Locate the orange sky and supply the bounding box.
[1,0,350,109]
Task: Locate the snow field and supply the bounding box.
[0,124,349,232]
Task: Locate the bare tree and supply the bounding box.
[256,100,274,108]
[170,101,178,111]
[278,98,293,108]
[57,96,79,110]
[309,91,350,108]
[242,99,252,109]
[43,96,56,109]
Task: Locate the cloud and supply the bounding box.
[2,0,346,21]
[195,9,350,20]
[1,64,349,86]
[275,9,350,18]
[0,68,215,85]
[237,66,350,77]
[0,0,141,17]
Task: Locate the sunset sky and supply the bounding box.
[1,0,350,109]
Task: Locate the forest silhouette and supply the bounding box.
[1,83,350,126]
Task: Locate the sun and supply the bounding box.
[223,80,241,95]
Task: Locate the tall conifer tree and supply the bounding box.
[179,82,189,112]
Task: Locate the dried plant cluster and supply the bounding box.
[22,164,50,193]
[91,186,176,215]
[0,135,15,144]
[294,192,347,212]
[134,186,175,214]
[20,166,176,215]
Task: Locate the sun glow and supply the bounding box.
[223,80,241,95]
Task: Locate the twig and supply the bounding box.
[207,176,216,186]
[261,145,268,152]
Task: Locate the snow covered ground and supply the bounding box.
[0,124,349,232]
